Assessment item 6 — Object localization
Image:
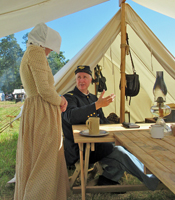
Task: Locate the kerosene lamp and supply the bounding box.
[150,71,172,133]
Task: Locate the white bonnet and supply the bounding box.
[27,22,61,54]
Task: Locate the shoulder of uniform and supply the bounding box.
[65,92,74,96]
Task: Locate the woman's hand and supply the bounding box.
[95,90,115,110]
[60,96,68,113]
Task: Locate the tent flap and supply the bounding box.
[0,0,108,38]
[132,0,175,19]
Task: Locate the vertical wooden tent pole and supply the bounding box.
[119,0,126,123]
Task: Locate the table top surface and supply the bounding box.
[72,123,152,143]
[113,129,175,194]
[72,123,175,194]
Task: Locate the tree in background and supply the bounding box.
[48,51,69,75]
[0,34,24,93]
[0,33,69,94]
[22,33,28,46]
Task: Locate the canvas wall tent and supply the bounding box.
[1,1,174,122]
[54,3,175,123]
[13,89,26,95]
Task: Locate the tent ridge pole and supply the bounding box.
[120,0,126,123]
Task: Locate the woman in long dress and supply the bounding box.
[14,23,70,200]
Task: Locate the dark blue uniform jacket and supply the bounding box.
[62,86,114,166]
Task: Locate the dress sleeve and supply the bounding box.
[28,47,61,106]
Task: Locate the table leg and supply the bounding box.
[79,143,85,200]
[91,143,95,151]
[84,143,90,185]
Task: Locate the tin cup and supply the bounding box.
[86,117,100,135]
[150,124,164,139]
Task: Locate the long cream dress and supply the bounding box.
[14,45,70,200]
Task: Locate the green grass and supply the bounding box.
[0,101,175,200]
[0,132,18,199]
[0,101,22,200]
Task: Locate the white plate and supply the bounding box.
[79,129,109,137]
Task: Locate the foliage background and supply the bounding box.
[0,34,69,94]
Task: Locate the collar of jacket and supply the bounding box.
[74,86,92,98]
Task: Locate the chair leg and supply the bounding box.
[69,161,81,188]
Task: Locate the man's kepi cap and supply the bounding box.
[75,65,92,76]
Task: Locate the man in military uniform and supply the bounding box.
[62,65,159,190]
